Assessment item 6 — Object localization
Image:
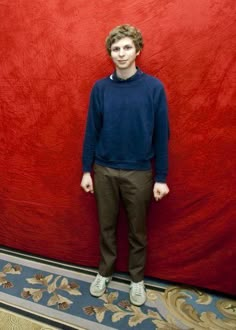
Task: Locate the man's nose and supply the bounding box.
[119,48,125,56]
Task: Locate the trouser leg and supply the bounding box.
[94,164,120,277]
[120,170,153,282]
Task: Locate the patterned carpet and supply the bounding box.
[0,248,235,330]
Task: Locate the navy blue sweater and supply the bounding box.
[82,69,169,182]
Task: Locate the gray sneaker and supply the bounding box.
[129,280,146,306]
[90,273,111,297]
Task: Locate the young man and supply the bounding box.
[81,24,169,306]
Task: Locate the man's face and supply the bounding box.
[110,37,140,70]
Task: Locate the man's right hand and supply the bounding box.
[80,172,94,193]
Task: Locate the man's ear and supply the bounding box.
[136,50,140,56]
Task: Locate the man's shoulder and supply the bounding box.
[93,75,111,88]
[143,73,165,89]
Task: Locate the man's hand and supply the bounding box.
[153,182,169,201]
[80,172,94,193]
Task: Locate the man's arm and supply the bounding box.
[153,85,170,201]
[82,83,102,174]
[81,84,101,194]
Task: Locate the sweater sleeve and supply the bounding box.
[153,86,170,183]
[82,84,102,172]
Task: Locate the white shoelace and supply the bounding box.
[94,274,109,288]
[132,282,144,296]
[94,275,103,287]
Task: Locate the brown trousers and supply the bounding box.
[94,164,153,282]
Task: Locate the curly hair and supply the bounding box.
[105,24,144,55]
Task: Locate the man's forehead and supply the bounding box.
[111,37,135,47]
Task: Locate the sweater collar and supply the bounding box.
[110,68,143,82]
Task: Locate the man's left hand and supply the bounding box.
[153,182,169,201]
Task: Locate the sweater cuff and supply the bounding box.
[82,165,92,173]
[155,173,167,183]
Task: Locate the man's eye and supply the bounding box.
[112,47,120,52]
[124,45,132,50]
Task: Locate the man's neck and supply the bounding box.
[115,66,137,80]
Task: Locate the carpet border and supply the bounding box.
[0,301,82,330]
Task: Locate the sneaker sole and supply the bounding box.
[129,296,146,306]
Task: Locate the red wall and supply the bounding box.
[0,0,235,295]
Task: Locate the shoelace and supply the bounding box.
[95,275,109,288]
[95,275,103,287]
[132,282,144,296]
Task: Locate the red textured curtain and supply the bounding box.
[0,1,235,295]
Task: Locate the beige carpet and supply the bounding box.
[0,307,60,330]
